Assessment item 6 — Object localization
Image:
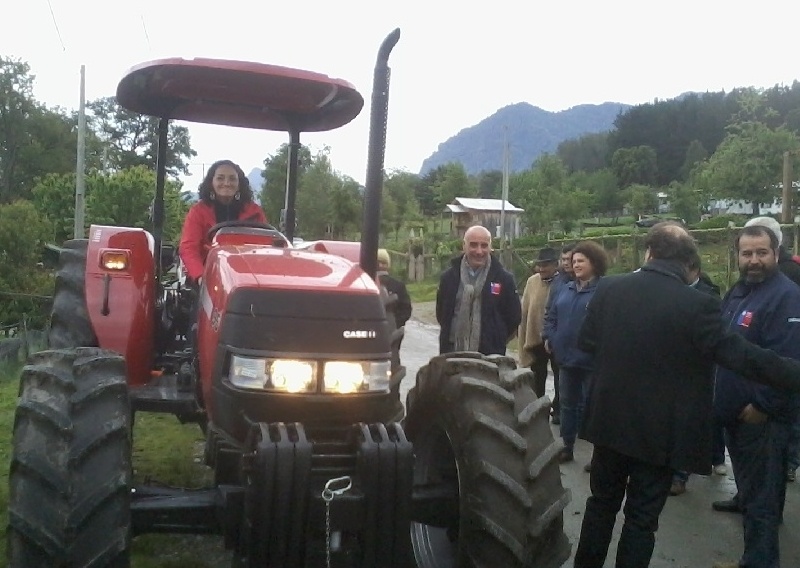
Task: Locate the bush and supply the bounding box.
[692,213,747,230]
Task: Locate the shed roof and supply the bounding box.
[447,197,523,213]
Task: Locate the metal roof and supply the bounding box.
[446,198,523,213]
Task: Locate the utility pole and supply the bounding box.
[499,128,509,249]
[74,65,86,238]
[783,151,794,224]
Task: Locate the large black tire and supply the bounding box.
[403,352,571,568]
[7,347,132,568]
[49,239,98,348]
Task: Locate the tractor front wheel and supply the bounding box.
[7,347,132,568]
[404,352,571,568]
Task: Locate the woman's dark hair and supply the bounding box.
[572,240,609,277]
[197,159,254,204]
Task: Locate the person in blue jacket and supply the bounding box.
[436,225,520,356]
[543,240,608,463]
[712,224,800,568]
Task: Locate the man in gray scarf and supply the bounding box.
[435,225,521,355]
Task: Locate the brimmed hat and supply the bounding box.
[535,247,559,264]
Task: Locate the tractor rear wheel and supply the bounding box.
[404,353,571,568]
[7,347,132,568]
[49,239,97,348]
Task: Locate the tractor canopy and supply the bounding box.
[115,57,364,132]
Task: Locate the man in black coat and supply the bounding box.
[436,225,520,355]
[572,222,800,568]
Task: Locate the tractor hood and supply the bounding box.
[209,245,376,294]
[201,244,390,357]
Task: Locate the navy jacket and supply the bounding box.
[713,270,800,425]
[542,278,598,369]
[436,255,520,355]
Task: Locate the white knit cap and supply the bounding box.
[744,216,783,246]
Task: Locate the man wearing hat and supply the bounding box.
[377,248,412,332]
[519,247,561,405]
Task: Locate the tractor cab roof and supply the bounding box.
[115,57,364,132]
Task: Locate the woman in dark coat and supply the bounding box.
[543,240,608,462]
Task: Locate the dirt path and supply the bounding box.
[410,300,437,326]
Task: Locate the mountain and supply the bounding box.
[247,167,264,203]
[419,102,631,176]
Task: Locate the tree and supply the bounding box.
[432,162,475,210]
[87,96,197,177]
[0,200,54,327]
[259,143,312,224]
[679,140,709,181]
[295,149,340,239]
[549,189,591,234]
[328,177,362,239]
[611,145,658,188]
[626,184,658,219]
[667,181,702,223]
[31,167,188,244]
[385,170,421,239]
[694,122,800,212]
[0,57,80,203]
[557,132,611,174]
[570,168,623,219]
[474,170,503,198]
[511,155,568,233]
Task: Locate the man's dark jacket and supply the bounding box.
[778,246,800,287]
[713,270,800,426]
[436,254,520,355]
[577,259,800,475]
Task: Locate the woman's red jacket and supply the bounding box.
[178,201,267,280]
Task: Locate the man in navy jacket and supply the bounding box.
[436,225,520,355]
[712,224,800,568]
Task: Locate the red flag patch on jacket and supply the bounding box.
[737,310,754,328]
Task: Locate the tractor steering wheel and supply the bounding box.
[206,220,281,241]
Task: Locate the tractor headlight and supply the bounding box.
[229,355,316,393]
[323,360,390,393]
[100,250,129,271]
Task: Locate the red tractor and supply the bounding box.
[7,30,570,567]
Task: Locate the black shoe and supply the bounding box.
[558,449,574,463]
[551,415,561,425]
[712,498,741,513]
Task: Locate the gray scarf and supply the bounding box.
[452,255,492,351]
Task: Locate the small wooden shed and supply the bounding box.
[444,197,524,239]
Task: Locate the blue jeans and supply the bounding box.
[726,420,790,568]
[559,366,591,452]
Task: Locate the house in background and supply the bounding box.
[444,197,524,239]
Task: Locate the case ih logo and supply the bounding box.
[343,330,376,339]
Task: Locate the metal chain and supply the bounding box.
[322,476,352,568]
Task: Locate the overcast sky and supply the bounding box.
[6,0,799,186]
